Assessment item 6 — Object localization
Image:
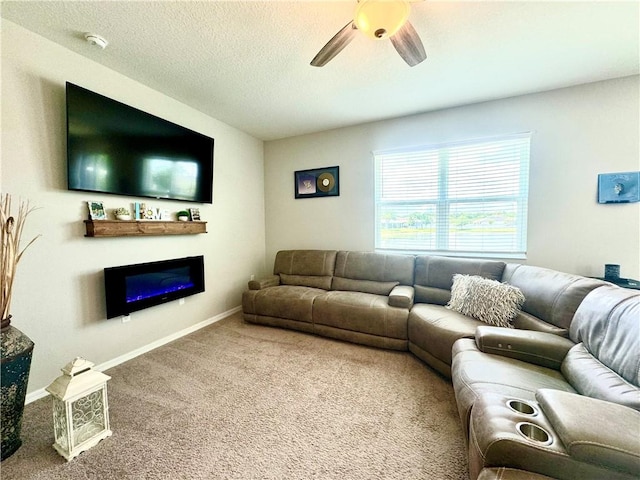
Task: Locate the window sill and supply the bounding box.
[374,248,526,261]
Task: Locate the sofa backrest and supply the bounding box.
[561,285,640,410]
[413,255,506,305]
[502,264,606,331]
[273,250,337,290]
[331,251,415,295]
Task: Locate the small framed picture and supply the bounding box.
[294,166,340,199]
[88,201,106,220]
[598,171,640,204]
[189,208,201,221]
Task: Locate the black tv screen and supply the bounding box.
[66,82,214,203]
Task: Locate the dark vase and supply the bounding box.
[1,316,34,461]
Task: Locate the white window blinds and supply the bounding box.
[374,133,531,258]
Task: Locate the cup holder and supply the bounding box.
[516,422,552,445]
[507,399,538,416]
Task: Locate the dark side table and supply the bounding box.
[592,277,640,290]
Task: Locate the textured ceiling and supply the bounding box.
[2,1,639,141]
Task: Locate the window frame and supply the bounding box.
[374,133,531,259]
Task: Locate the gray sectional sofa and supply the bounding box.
[243,250,415,350]
[242,249,640,479]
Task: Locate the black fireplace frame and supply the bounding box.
[104,255,205,318]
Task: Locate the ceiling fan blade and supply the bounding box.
[310,21,357,67]
[390,21,426,67]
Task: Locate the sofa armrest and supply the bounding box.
[536,389,640,476]
[475,326,575,370]
[388,285,414,308]
[248,275,280,290]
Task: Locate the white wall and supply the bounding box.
[264,76,640,279]
[1,20,266,394]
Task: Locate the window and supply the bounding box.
[374,133,531,258]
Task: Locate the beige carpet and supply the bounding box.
[1,312,468,479]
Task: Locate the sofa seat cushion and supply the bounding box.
[408,303,483,368]
[242,285,327,323]
[453,340,575,399]
[313,290,409,339]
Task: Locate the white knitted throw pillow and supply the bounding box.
[446,274,525,328]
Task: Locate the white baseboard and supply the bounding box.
[25,306,241,405]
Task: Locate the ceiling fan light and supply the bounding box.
[354,0,410,40]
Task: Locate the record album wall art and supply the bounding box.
[295,166,340,199]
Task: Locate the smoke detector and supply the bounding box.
[84,33,108,49]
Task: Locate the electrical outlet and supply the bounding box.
[122,315,131,323]
[250,274,255,281]
[179,298,185,306]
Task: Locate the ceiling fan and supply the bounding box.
[310,0,426,68]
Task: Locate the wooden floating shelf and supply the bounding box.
[84,220,207,237]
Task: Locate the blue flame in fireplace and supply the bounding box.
[125,266,195,303]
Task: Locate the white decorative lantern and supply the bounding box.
[45,357,112,461]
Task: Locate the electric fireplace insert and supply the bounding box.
[104,256,204,318]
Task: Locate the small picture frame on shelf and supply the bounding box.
[189,208,201,221]
[88,201,106,220]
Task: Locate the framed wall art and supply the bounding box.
[598,171,640,204]
[189,208,201,220]
[87,201,106,220]
[294,166,339,199]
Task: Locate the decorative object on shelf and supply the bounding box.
[87,201,106,220]
[177,210,190,221]
[113,207,131,221]
[189,208,201,221]
[1,194,40,461]
[143,205,156,220]
[294,166,340,199]
[46,357,112,461]
[597,171,640,203]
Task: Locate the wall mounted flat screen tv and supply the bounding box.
[104,256,205,318]
[66,82,214,203]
